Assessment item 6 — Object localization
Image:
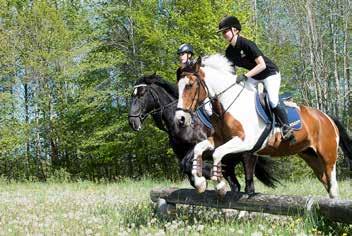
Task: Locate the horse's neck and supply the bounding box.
[152,86,210,147]
[151,87,177,131]
[205,76,254,99]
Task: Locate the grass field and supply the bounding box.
[0,177,351,235]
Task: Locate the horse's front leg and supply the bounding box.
[192,138,215,193]
[212,137,253,196]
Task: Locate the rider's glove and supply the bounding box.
[236,74,247,83]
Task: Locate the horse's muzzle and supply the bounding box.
[175,109,192,128]
[128,116,142,131]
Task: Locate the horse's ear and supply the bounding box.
[194,56,202,72]
[196,56,202,65]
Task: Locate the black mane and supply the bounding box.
[135,74,178,98]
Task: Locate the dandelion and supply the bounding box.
[251,231,263,236]
[237,229,244,235]
[196,224,204,232]
[258,224,265,231]
[154,229,165,236]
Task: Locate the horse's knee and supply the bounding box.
[194,143,208,156]
[213,149,225,165]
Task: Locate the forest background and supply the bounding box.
[0,0,351,181]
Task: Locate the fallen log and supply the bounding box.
[150,188,352,224]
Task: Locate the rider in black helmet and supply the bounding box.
[176,43,194,81]
[217,16,294,142]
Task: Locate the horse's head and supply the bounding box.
[128,73,160,131]
[175,57,208,128]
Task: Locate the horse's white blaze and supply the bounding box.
[175,77,192,125]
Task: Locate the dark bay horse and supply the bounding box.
[175,55,352,198]
[128,74,278,193]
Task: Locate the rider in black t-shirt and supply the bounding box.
[217,16,294,141]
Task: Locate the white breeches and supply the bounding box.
[247,72,281,108]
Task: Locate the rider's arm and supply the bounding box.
[245,56,266,78]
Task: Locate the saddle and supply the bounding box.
[256,91,302,130]
[250,91,302,152]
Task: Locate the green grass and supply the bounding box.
[0,177,350,235]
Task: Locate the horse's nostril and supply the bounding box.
[178,116,185,126]
[181,116,185,123]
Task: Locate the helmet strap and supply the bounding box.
[228,28,235,43]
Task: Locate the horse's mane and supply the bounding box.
[135,74,178,98]
[202,54,235,78]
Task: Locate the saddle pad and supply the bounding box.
[196,107,213,129]
[255,93,302,130]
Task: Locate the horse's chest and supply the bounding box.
[211,112,245,144]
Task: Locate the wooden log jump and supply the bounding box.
[150,188,352,224]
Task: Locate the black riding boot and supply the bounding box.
[273,104,295,142]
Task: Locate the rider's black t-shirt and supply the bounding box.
[225,36,279,80]
[176,67,182,81]
[176,59,196,81]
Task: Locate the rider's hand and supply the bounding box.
[236,74,247,83]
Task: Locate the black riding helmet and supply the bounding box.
[217,16,241,33]
[177,44,194,55]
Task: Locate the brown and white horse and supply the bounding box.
[175,54,347,199]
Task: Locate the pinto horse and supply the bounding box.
[128,74,278,193]
[175,54,352,199]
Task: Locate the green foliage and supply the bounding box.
[47,168,72,183]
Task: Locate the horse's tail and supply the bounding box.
[255,157,280,188]
[331,117,352,169]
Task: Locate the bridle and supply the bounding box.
[176,71,245,119]
[128,83,177,126]
[175,72,209,115]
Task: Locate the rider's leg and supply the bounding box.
[273,104,294,140]
[263,73,294,141]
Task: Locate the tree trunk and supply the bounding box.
[24,83,31,179]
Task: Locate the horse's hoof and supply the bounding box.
[195,176,207,193]
[211,176,218,181]
[216,181,227,197]
[245,188,255,195]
